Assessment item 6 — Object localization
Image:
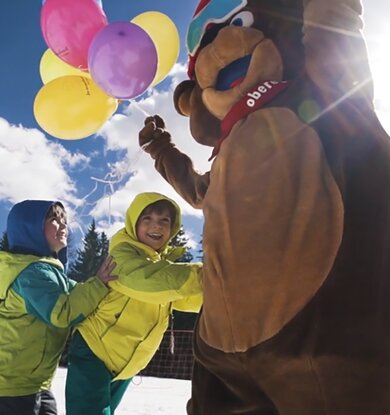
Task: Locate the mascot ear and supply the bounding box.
[174,80,195,117]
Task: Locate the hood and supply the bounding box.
[110,192,182,256]
[6,200,68,267]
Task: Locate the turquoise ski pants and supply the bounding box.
[65,331,132,415]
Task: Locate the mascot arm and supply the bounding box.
[139,115,210,209]
[303,0,373,104]
[154,146,210,209]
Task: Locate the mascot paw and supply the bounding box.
[139,114,172,156]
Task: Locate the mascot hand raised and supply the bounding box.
[139,115,173,158]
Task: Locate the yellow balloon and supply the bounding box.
[131,11,180,87]
[40,49,91,84]
[33,75,118,140]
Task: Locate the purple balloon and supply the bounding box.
[88,21,158,100]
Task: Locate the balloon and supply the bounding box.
[42,0,103,7]
[33,75,118,140]
[39,49,91,84]
[131,12,180,87]
[41,0,107,70]
[88,21,157,100]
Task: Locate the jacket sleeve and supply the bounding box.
[13,262,108,328]
[303,0,373,105]
[146,138,210,209]
[108,243,203,304]
[173,293,203,313]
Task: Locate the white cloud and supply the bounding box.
[0,65,209,240]
[0,118,87,208]
[183,228,200,251]
[53,144,91,170]
[100,63,211,170]
[95,64,211,234]
[168,62,192,89]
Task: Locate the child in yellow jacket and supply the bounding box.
[65,192,203,415]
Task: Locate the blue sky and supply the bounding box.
[0,0,389,252]
[0,0,209,251]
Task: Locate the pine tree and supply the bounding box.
[196,235,204,261]
[99,231,109,262]
[170,226,194,263]
[0,232,9,252]
[68,220,106,282]
[62,223,108,366]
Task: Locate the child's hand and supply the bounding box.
[96,256,118,285]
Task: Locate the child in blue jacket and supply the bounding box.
[0,200,116,415]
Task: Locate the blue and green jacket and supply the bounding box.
[0,200,108,396]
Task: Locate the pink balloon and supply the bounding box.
[41,0,108,71]
[88,22,158,100]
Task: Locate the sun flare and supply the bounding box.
[365,28,390,134]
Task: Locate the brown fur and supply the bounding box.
[139,1,390,413]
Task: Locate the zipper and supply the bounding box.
[169,303,174,355]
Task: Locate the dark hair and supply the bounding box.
[140,200,176,224]
[45,202,67,222]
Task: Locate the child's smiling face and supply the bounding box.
[136,209,172,251]
[44,204,68,254]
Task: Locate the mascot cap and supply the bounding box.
[186,0,248,79]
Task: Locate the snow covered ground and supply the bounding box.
[52,367,191,414]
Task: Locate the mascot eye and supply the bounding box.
[230,11,254,28]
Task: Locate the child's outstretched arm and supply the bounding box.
[173,293,203,313]
[108,243,202,304]
[12,256,117,328]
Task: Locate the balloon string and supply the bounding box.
[73,100,150,234]
[108,193,112,227]
[128,99,151,118]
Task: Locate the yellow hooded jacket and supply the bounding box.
[76,192,203,380]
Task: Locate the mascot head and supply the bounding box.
[174,0,304,147]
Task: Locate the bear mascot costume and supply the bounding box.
[139,0,390,413]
